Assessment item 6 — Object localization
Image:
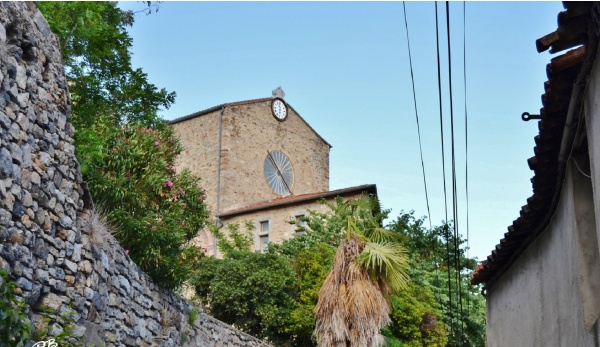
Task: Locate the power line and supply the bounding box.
[463,1,472,322]
[446,2,465,343]
[402,1,432,230]
[434,1,455,340]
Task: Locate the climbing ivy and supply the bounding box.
[0,269,32,347]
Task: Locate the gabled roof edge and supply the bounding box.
[168,97,332,148]
[218,184,377,218]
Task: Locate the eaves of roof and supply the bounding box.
[217,184,378,219]
[168,97,332,148]
[471,2,600,287]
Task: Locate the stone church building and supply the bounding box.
[170,90,376,256]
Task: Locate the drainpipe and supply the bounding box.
[214,105,225,257]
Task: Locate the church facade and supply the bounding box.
[170,92,376,255]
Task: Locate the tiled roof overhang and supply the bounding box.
[168,97,332,148]
[217,184,377,218]
[471,2,600,287]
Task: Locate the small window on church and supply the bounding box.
[295,215,307,237]
[259,220,270,252]
[260,221,270,233]
[260,234,269,252]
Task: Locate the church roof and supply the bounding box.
[471,2,599,287]
[217,184,377,218]
[168,97,332,148]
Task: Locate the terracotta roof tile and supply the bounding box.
[218,184,377,218]
[471,1,600,286]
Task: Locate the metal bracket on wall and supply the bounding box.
[521,112,543,121]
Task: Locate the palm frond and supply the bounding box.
[357,241,410,293]
[364,226,402,244]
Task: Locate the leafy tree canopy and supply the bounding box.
[388,212,486,347]
[38,1,175,130]
[193,223,298,345]
[38,2,209,289]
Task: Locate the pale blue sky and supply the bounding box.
[118,1,564,261]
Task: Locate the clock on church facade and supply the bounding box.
[170,91,377,256]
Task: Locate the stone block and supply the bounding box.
[35,292,63,311]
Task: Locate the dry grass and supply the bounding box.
[313,235,390,347]
[85,208,120,247]
[161,306,181,327]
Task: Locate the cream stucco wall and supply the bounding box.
[486,165,600,346]
[485,53,600,346]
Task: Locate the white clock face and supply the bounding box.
[272,98,287,121]
[264,150,294,196]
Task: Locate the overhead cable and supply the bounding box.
[463,1,472,322]
[402,1,433,230]
[446,1,465,342]
[434,1,455,340]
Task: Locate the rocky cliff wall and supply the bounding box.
[0,3,267,346]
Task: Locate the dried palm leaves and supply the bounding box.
[313,196,409,347]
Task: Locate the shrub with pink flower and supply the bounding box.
[85,121,209,289]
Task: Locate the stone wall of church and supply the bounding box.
[0,3,269,346]
[172,100,331,216]
[219,101,330,211]
[172,110,221,216]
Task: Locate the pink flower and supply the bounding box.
[151,225,157,230]
[155,141,161,146]
[125,249,129,255]
[183,203,187,209]
[163,180,173,188]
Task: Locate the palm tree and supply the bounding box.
[313,196,410,346]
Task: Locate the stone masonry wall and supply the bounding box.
[220,101,330,211]
[0,3,269,346]
[172,100,331,216]
[173,100,331,256]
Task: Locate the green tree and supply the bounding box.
[38,2,209,289]
[38,1,175,176]
[37,2,175,129]
[266,202,347,346]
[388,212,486,347]
[89,122,209,288]
[383,281,447,347]
[192,223,298,345]
[313,196,410,347]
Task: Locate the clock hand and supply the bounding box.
[266,150,292,195]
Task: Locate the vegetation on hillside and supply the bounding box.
[36,2,486,343]
[38,2,209,289]
[192,198,486,346]
[386,212,486,346]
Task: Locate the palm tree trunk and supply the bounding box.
[314,235,390,347]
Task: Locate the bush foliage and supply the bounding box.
[86,121,209,288]
[38,2,209,289]
[0,270,32,347]
[192,201,485,347]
